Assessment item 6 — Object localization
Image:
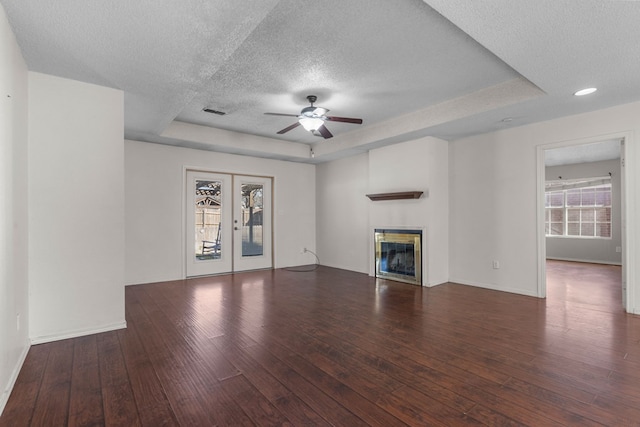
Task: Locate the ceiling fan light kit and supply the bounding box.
[299,116,325,132]
[264,95,363,139]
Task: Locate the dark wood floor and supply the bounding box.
[2,261,639,426]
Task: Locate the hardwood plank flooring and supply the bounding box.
[2,260,639,426]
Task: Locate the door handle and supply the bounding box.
[234,227,239,230]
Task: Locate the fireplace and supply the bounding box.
[374,229,422,285]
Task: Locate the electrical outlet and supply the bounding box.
[616,246,622,253]
[16,313,20,331]
[301,247,307,254]
[492,260,500,269]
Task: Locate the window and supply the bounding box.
[545,181,611,238]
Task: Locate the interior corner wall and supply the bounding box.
[545,159,622,265]
[316,152,370,274]
[28,72,125,343]
[449,101,640,307]
[315,136,450,285]
[124,140,316,285]
[0,4,30,415]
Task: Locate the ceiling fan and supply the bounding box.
[264,95,363,139]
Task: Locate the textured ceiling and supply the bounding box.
[2,0,639,163]
[545,139,621,167]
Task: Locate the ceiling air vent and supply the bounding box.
[203,108,226,115]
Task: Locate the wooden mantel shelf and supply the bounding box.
[366,191,423,201]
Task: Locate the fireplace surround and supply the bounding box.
[374,229,422,285]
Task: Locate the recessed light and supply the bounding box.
[574,87,597,96]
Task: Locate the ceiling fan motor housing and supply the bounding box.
[301,106,328,118]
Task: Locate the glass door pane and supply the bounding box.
[240,183,264,257]
[234,175,272,271]
[186,171,232,277]
[195,180,222,260]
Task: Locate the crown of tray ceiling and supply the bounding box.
[2,0,639,163]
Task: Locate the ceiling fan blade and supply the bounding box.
[264,112,300,118]
[277,122,301,134]
[317,124,333,139]
[326,116,363,124]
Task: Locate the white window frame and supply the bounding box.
[544,180,612,239]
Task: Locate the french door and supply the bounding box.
[186,170,272,277]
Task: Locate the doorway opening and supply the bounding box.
[185,170,273,277]
[537,136,626,309]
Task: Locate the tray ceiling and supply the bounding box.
[2,0,639,163]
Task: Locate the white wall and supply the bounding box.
[28,73,125,343]
[449,101,640,313]
[0,5,30,415]
[545,159,622,265]
[316,136,449,286]
[316,153,370,273]
[124,140,316,285]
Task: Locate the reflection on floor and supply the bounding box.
[546,259,623,314]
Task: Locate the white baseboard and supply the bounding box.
[546,257,622,266]
[448,277,540,298]
[30,321,127,345]
[0,341,30,417]
[426,276,449,287]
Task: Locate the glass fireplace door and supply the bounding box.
[374,229,422,285]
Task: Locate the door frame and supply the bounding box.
[183,167,274,278]
[535,131,634,313]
